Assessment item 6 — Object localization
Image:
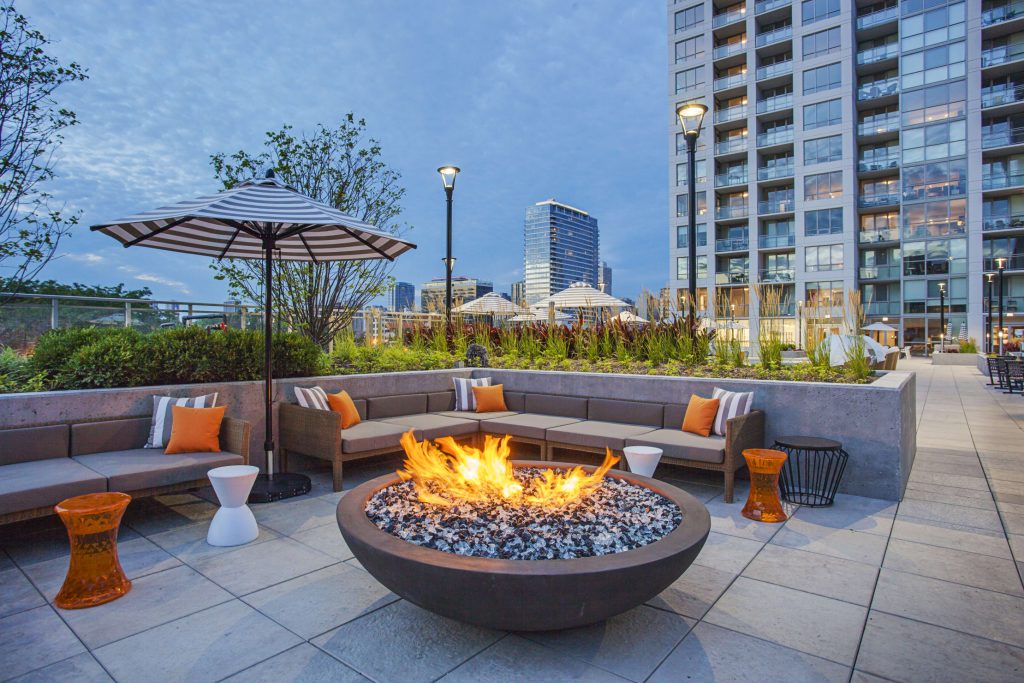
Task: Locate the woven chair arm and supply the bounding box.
[725,409,764,472]
[279,402,342,460]
[220,417,252,464]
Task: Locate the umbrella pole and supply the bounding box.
[264,243,275,478]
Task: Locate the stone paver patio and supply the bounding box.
[1,359,1022,682]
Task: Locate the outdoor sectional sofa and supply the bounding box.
[0,415,251,525]
[279,388,764,502]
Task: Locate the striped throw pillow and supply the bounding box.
[711,388,753,436]
[294,386,330,411]
[453,377,491,411]
[144,393,219,449]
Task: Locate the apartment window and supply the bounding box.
[676,131,708,155]
[902,120,966,163]
[802,27,841,58]
[675,66,705,94]
[802,0,840,24]
[804,135,843,165]
[901,82,966,128]
[805,208,843,235]
[902,237,967,277]
[675,35,704,63]
[902,198,967,239]
[676,191,707,217]
[804,171,843,200]
[861,211,900,238]
[805,244,844,272]
[901,2,965,52]
[806,280,844,308]
[676,255,709,280]
[803,63,841,95]
[803,99,842,130]
[902,42,965,89]
[676,159,707,186]
[674,4,704,32]
[676,224,707,248]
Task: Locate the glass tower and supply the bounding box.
[524,200,600,305]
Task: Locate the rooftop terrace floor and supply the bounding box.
[1,358,1022,682]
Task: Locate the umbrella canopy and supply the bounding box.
[92,172,416,491]
[452,292,525,316]
[614,310,648,324]
[820,334,888,367]
[510,310,571,323]
[959,322,968,341]
[532,282,628,309]
[862,322,897,333]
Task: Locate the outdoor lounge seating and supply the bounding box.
[279,387,765,502]
[0,415,251,525]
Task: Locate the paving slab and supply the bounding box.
[188,536,337,596]
[146,521,279,562]
[288,521,354,561]
[790,496,895,537]
[692,531,763,573]
[645,562,736,619]
[703,498,785,542]
[123,497,218,536]
[439,635,625,682]
[882,538,1023,595]
[742,543,879,606]
[8,652,113,683]
[0,566,45,618]
[890,518,1012,559]
[0,606,87,680]
[222,644,367,682]
[771,521,888,566]
[251,497,340,536]
[896,500,1004,532]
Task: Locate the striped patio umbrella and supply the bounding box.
[452,292,526,316]
[532,282,628,309]
[92,171,416,499]
[959,322,968,342]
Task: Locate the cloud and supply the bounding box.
[62,252,105,264]
[117,265,190,294]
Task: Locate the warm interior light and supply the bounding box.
[438,166,460,190]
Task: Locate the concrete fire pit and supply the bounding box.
[336,461,711,631]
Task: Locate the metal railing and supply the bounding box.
[716,236,750,252]
[857,78,899,101]
[755,0,790,14]
[983,44,1024,68]
[856,5,898,30]
[756,93,793,113]
[714,72,749,92]
[716,204,750,220]
[982,1,1024,26]
[859,264,901,280]
[865,301,900,316]
[715,171,749,187]
[857,114,900,137]
[857,44,898,65]
[758,233,795,248]
[858,193,899,208]
[715,105,749,123]
[757,127,794,147]
[756,61,793,81]
[902,181,966,201]
[985,255,1024,271]
[982,126,1024,148]
[983,172,1024,190]
[858,155,900,172]
[758,198,794,214]
[758,163,794,180]
[715,137,749,155]
[758,268,794,283]
[981,84,1024,108]
[755,25,792,48]
[715,271,751,285]
[713,41,748,60]
[859,228,900,243]
[983,213,1024,231]
[713,7,747,28]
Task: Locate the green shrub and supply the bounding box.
[960,337,978,354]
[0,347,48,393]
[31,327,137,379]
[56,329,153,389]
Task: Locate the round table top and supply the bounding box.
[773,435,842,451]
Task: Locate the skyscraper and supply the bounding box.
[510,280,526,307]
[389,281,415,311]
[420,276,493,313]
[599,261,613,295]
[668,1,1022,351]
[524,199,600,305]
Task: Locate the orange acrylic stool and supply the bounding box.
[741,449,789,523]
[54,492,132,609]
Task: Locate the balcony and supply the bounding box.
[982,44,1024,68]
[758,267,795,283]
[982,126,1024,148]
[715,137,749,155]
[857,44,898,66]
[865,301,900,316]
[757,163,794,181]
[756,93,792,114]
[758,198,794,214]
[982,85,1024,109]
[983,172,1024,190]
[856,5,898,30]
[756,61,793,81]
[858,155,900,172]
[716,205,750,220]
[713,41,748,60]
[714,72,749,92]
[756,126,793,147]
[982,1,1024,26]
[858,193,900,208]
[715,171,749,187]
[983,213,1024,231]
[755,0,790,14]
[713,7,747,29]
[755,26,792,48]
[985,254,1024,271]
[715,271,751,285]
[902,180,966,202]
[859,228,900,243]
[716,236,750,252]
[758,233,795,248]
[715,105,749,123]
[857,78,899,101]
[857,114,900,137]
[859,264,901,280]
[988,296,1024,315]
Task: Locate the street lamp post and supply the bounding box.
[986,273,995,353]
[437,166,460,334]
[938,282,946,353]
[997,257,1007,354]
[676,103,708,314]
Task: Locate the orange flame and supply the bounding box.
[396,431,620,508]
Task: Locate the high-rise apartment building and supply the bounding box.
[599,261,614,295]
[388,281,415,311]
[524,200,600,305]
[668,0,1024,351]
[420,276,493,313]
[510,280,526,307]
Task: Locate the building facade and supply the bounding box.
[524,199,600,305]
[420,276,493,313]
[599,261,614,295]
[668,0,1024,351]
[510,280,526,307]
[388,281,415,311]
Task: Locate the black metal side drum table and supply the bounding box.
[774,436,849,507]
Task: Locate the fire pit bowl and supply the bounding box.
[336,461,711,631]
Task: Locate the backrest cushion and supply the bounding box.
[0,425,70,465]
[427,391,455,412]
[72,417,152,456]
[663,404,687,429]
[588,398,663,427]
[367,394,428,419]
[144,393,219,449]
[711,388,754,436]
[294,386,329,411]
[503,391,526,412]
[524,393,588,419]
[452,377,491,411]
[352,398,368,420]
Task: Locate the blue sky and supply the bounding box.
[22,0,668,304]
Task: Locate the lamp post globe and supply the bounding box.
[676,103,707,312]
[437,166,460,333]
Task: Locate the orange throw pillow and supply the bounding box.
[164,405,225,454]
[473,384,507,412]
[326,390,362,429]
[682,395,720,437]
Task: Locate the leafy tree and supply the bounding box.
[0,4,87,302]
[1,278,152,299]
[210,116,407,348]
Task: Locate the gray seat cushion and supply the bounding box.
[435,410,519,422]
[625,429,726,464]
[0,459,107,515]
[479,414,583,441]
[380,414,478,439]
[546,420,659,451]
[341,421,411,454]
[73,449,243,492]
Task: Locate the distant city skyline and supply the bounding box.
[523,199,600,305]
[419,276,493,313]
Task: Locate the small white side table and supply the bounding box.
[207,465,260,546]
[623,446,663,478]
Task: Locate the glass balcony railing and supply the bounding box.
[982,85,1024,108]
[983,173,1024,190]
[756,127,794,146]
[856,5,898,30]
[755,61,793,81]
[715,105,748,123]
[716,205,750,220]
[758,233,795,248]
[859,264,901,280]
[858,193,900,208]
[758,198,794,214]
[857,114,900,137]
[858,155,900,172]
[856,44,899,66]
[865,302,900,316]
[982,44,1024,68]
[755,26,792,48]
[758,267,795,283]
[715,271,751,285]
[756,93,793,113]
[902,181,966,202]
[755,0,790,14]
[715,171,749,187]
[715,137,749,155]
[985,255,1024,271]
[983,213,1024,231]
[857,78,899,101]
[858,228,900,243]
[757,163,794,180]
[716,236,750,252]
[713,41,747,60]
[982,126,1024,148]
[982,1,1024,26]
[988,296,1024,314]
[713,7,747,28]
[715,72,749,92]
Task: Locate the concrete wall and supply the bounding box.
[931,353,981,367]
[0,367,915,500]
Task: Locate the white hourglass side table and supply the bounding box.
[207,465,260,546]
[623,446,663,478]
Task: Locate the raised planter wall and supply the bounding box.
[0,367,915,501]
[931,352,979,366]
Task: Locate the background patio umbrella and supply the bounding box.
[532,282,628,309]
[959,322,968,342]
[821,334,888,367]
[614,310,648,324]
[510,310,571,324]
[862,322,897,333]
[92,171,416,501]
[452,292,525,316]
